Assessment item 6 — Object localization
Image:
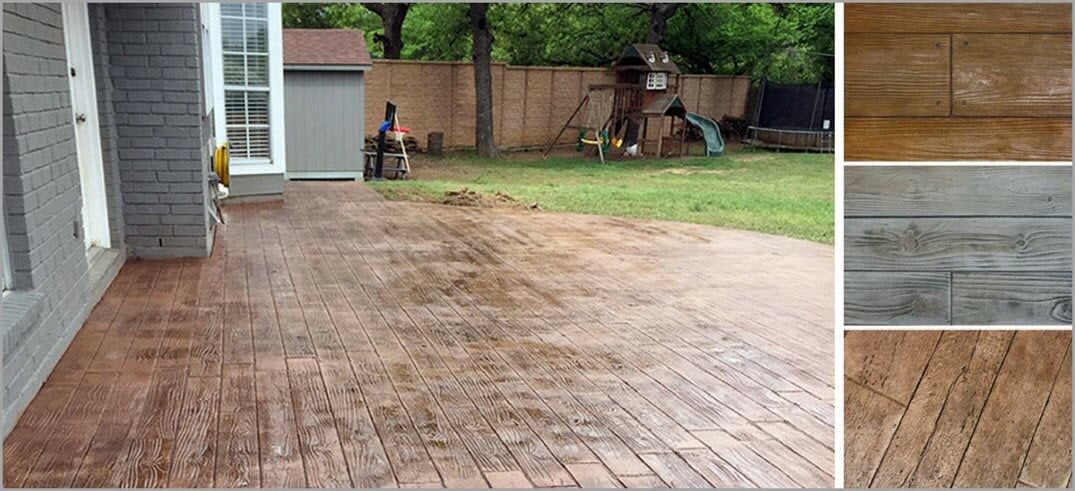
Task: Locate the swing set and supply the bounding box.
[574,88,615,163]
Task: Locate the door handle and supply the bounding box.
[75,113,87,123]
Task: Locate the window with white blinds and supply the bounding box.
[221,3,271,162]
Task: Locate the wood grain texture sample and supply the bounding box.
[844,272,950,325]
[845,166,1072,325]
[951,272,1072,325]
[845,4,1072,161]
[845,166,1072,217]
[845,34,951,117]
[845,217,1071,272]
[845,4,1072,33]
[844,330,1071,488]
[952,34,1072,117]
[844,330,940,404]
[844,118,1073,161]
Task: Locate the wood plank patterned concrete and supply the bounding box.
[844,166,1073,326]
[844,330,1072,488]
[3,181,834,488]
[844,3,1072,161]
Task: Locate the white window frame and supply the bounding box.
[1,203,12,293]
[200,4,216,119]
[646,72,668,91]
[207,2,285,177]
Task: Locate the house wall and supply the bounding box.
[103,3,213,258]
[1,2,215,435]
[1,2,122,434]
[283,69,365,178]
[363,59,752,150]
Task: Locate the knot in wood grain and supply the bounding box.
[1052,298,1072,323]
[910,296,931,313]
[1013,236,1029,251]
[898,228,920,251]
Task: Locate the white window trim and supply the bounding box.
[207,2,285,177]
[1,201,12,293]
[646,72,668,91]
[200,4,215,119]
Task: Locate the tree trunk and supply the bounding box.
[363,3,409,59]
[469,3,497,158]
[645,4,681,45]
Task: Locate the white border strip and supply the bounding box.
[833,3,845,488]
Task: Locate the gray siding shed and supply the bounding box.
[283,68,366,179]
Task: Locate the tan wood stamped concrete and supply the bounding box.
[845,330,1072,488]
[4,181,834,488]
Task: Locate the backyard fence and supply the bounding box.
[364,59,752,150]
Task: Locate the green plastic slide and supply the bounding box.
[685,112,724,157]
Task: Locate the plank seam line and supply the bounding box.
[947,331,1017,486]
[906,331,984,483]
[866,332,944,487]
[1012,343,1071,486]
[845,377,908,409]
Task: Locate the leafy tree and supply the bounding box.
[401,4,471,60]
[664,3,833,84]
[282,3,364,28]
[640,4,682,44]
[362,3,410,59]
[281,3,833,84]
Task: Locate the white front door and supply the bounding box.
[62,3,110,249]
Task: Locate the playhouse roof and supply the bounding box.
[613,44,680,74]
[641,93,686,116]
[283,29,372,67]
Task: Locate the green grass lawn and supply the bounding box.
[368,148,834,244]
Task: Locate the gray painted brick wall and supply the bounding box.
[2,2,100,431]
[2,2,213,435]
[104,3,212,259]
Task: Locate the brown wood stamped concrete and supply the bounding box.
[845,330,1071,488]
[4,181,834,488]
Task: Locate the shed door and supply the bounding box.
[283,70,365,179]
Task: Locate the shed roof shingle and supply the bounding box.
[283,28,372,67]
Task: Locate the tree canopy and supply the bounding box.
[282,3,833,84]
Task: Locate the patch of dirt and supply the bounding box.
[442,188,542,211]
[657,167,750,176]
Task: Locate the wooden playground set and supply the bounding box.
[365,44,730,179]
[541,44,725,163]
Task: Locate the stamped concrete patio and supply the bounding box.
[4,181,834,488]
